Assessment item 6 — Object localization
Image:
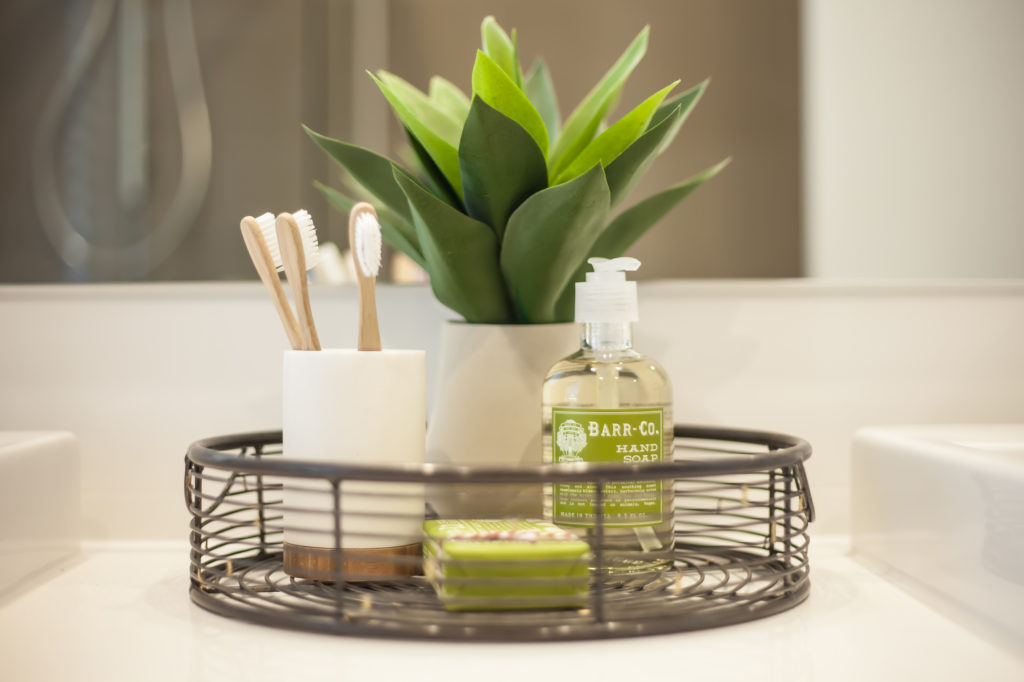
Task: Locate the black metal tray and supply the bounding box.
[185,425,813,641]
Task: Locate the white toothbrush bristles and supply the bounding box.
[281,209,320,271]
[254,212,280,268]
[354,211,382,278]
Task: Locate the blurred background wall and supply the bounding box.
[0,0,1021,283]
[802,0,1024,278]
[0,0,799,282]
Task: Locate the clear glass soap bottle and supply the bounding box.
[542,257,675,574]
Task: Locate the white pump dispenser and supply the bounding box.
[575,257,641,324]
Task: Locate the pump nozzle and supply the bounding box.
[588,257,640,273]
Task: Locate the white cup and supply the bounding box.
[282,349,425,558]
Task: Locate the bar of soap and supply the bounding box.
[423,519,591,611]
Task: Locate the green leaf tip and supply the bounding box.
[459,96,547,240]
[524,58,561,141]
[481,16,523,88]
[547,25,651,180]
[370,70,464,198]
[301,124,415,226]
[471,50,549,156]
[553,79,680,185]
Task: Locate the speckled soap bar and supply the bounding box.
[423,519,592,611]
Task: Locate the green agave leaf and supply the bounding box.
[512,28,522,89]
[374,71,462,145]
[547,26,649,181]
[501,164,611,322]
[429,75,471,123]
[303,125,414,225]
[314,181,426,269]
[602,80,708,207]
[481,16,522,87]
[524,58,561,141]
[593,158,730,259]
[371,71,463,197]
[393,167,512,323]
[649,78,708,132]
[459,97,547,240]
[405,127,462,209]
[551,159,729,321]
[471,51,549,157]
[553,80,679,185]
[603,102,685,207]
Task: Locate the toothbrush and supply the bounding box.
[239,213,302,350]
[348,202,382,351]
[275,210,322,351]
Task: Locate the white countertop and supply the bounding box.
[1,539,1021,682]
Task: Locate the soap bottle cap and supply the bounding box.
[575,257,640,323]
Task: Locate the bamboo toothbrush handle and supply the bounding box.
[349,202,383,352]
[276,214,321,351]
[358,274,382,351]
[240,218,302,350]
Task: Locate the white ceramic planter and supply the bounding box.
[425,321,577,518]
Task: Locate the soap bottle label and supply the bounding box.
[551,407,664,527]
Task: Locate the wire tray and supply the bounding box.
[185,425,814,641]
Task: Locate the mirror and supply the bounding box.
[5,1,1016,283]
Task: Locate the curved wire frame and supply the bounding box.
[185,425,813,641]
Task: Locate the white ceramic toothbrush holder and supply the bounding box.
[281,348,425,580]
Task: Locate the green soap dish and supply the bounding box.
[423,519,592,611]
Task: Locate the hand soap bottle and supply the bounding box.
[542,257,674,574]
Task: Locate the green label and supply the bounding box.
[552,407,664,527]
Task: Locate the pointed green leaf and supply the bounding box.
[459,97,548,240]
[553,81,678,185]
[552,159,729,320]
[481,16,522,87]
[501,164,611,322]
[314,181,426,269]
[429,75,471,123]
[376,71,462,145]
[593,158,730,258]
[471,51,549,157]
[524,59,561,141]
[303,125,414,225]
[371,71,463,196]
[405,127,462,209]
[548,26,649,180]
[605,80,708,207]
[649,78,707,132]
[604,103,685,207]
[393,167,512,323]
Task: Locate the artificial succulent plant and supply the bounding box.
[306,16,727,323]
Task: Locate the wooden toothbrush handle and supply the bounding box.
[358,275,382,351]
[276,214,321,351]
[240,218,302,350]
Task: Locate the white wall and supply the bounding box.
[2,281,1023,541]
[803,0,1024,278]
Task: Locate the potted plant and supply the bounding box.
[305,16,726,516]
